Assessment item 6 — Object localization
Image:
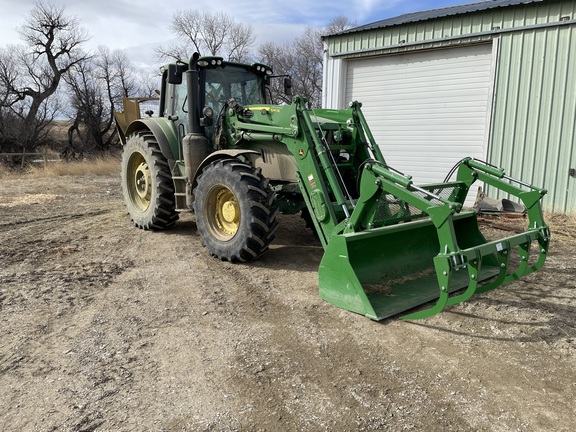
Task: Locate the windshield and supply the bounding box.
[203,66,265,117]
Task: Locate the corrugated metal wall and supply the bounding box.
[488,23,576,213]
[326,1,576,58]
[324,0,576,213]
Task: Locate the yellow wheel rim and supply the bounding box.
[127,153,151,211]
[206,186,240,241]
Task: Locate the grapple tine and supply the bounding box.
[399,291,450,320]
[525,232,550,275]
[476,240,511,294]
[446,251,481,306]
[400,256,451,320]
[400,249,485,320]
[504,242,530,283]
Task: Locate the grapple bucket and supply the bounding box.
[317,159,550,320]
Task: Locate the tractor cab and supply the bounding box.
[159,56,274,144]
[116,55,290,148]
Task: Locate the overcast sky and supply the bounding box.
[0,0,472,69]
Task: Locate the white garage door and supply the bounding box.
[345,44,493,194]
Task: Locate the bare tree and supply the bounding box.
[258,42,296,106]
[64,47,138,157]
[258,34,323,108]
[201,11,233,56]
[156,10,255,62]
[324,15,356,35]
[107,48,138,99]
[228,22,255,63]
[0,1,89,154]
[258,16,356,108]
[135,69,162,98]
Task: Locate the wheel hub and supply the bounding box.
[134,162,151,199]
[212,188,239,238]
[221,201,239,224]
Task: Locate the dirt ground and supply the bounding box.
[0,173,574,431]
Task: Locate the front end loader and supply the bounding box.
[115,54,550,320]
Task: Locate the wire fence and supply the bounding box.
[0,151,50,168]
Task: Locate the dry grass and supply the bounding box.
[545,211,576,240]
[0,156,120,180]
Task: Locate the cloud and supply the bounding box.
[0,0,462,69]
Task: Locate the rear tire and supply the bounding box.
[193,158,278,262]
[121,131,179,229]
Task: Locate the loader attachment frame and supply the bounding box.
[318,158,549,320]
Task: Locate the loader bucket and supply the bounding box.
[319,211,515,321]
[316,156,550,320]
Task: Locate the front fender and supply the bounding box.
[192,150,260,189]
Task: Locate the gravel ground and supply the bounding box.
[0,174,574,431]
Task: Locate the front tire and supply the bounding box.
[121,131,179,229]
[193,158,278,262]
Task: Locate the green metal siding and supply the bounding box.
[326,1,576,58]
[489,23,576,213]
[325,0,576,213]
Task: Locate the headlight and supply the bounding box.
[202,106,214,118]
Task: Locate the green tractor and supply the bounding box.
[115,53,550,320]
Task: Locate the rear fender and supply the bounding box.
[124,118,179,162]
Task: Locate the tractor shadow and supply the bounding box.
[166,212,323,273]
[252,213,323,273]
[399,272,576,345]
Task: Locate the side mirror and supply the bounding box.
[167,63,186,84]
[284,77,293,96]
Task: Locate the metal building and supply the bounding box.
[323,0,576,213]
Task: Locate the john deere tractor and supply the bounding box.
[115,53,550,320]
